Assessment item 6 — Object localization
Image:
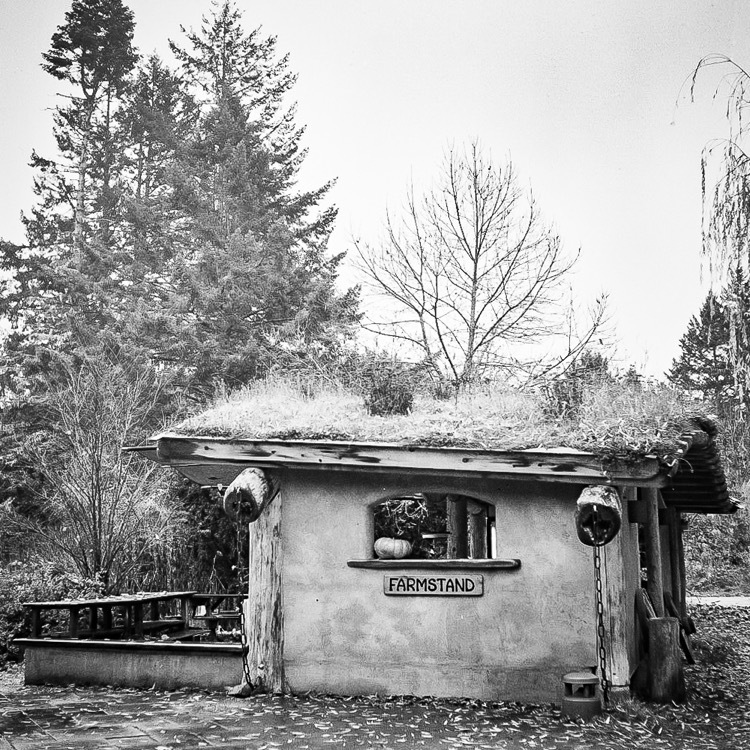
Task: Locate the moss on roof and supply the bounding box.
[176,378,710,464]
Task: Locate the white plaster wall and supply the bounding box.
[280,469,596,703]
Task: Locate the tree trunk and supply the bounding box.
[224,469,284,693]
[245,491,284,693]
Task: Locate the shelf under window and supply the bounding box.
[346,558,521,570]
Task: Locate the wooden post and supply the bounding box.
[225,468,284,694]
[447,495,468,558]
[467,500,488,559]
[642,488,665,617]
[180,595,190,624]
[30,607,41,638]
[648,617,685,702]
[133,602,144,639]
[667,509,681,610]
[676,517,688,621]
[246,491,284,693]
[596,487,632,691]
[69,606,80,639]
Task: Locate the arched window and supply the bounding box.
[373,493,496,559]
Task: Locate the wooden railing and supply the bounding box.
[23,591,244,642]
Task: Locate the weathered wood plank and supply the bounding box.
[150,435,667,486]
[647,617,685,703]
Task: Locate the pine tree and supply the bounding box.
[2,0,358,399]
[162,1,358,390]
[667,278,750,414]
[1,0,139,377]
[41,0,138,261]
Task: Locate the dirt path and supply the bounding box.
[0,601,745,749]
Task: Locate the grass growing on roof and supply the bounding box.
[176,376,706,459]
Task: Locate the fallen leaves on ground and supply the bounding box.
[0,602,745,749]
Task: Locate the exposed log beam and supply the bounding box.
[147,435,668,487]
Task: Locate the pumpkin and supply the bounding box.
[374,537,412,559]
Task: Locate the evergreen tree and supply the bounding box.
[668,293,732,404]
[1,0,138,380]
[667,278,750,413]
[162,1,358,391]
[41,0,138,260]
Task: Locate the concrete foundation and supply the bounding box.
[16,639,243,691]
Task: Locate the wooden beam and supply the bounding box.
[643,488,665,617]
[150,435,667,487]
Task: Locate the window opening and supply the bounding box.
[373,493,495,559]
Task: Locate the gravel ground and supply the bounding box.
[0,601,745,749]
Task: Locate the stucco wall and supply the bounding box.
[280,469,596,703]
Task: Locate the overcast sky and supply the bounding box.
[2,1,749,377]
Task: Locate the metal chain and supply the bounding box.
[593,544,610,703]
[236,518,253,689]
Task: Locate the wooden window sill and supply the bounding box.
[346,558,521,570]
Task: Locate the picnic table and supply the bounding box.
[23,591,197,641]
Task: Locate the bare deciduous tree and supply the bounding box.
[355,142,606,387]
[2,352,186,592]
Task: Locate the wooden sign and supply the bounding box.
[383,574,483,597]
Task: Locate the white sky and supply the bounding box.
[1,0,749,377]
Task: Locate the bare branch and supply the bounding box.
[355,140,605,386]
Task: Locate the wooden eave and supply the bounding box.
[126,425,737,515]
[129,433,669,488]
[660,431,737,514]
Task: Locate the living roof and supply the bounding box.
[174,379,704,460]
[133,380,736,514]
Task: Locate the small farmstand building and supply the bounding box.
[17,388,737,704]
[139,400,735,705]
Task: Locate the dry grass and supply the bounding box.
[176,376,707,461]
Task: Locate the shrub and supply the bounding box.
[361,358,416,416]
[0,559,103,667]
